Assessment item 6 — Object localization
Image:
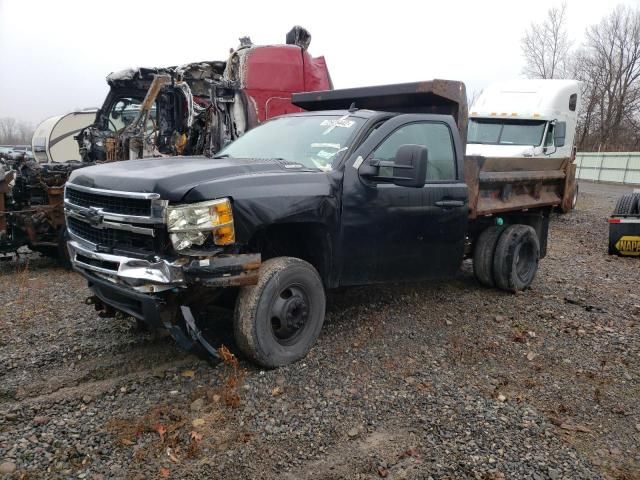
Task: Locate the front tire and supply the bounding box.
[234,257,326,368]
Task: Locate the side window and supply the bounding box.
[544,124,554,147]
[372,122,456,181]
[569,93,577,112]
[107,97,157,134]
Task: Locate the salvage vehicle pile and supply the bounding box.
[0,157,82,261]
[0,26,329,263]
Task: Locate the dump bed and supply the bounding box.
[294,79,574,217]
[465,156,576,218]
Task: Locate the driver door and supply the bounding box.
[338,115,468,285]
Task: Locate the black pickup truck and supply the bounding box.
[64,80,575,367]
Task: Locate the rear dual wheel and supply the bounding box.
[473,226,505,287]
[473,224,540,292]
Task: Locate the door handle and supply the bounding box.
[435,200,465,208]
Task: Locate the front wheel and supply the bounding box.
[234,257,326,368]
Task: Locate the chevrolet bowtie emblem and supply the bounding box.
[84,207,104,227]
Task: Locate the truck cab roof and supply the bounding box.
[470,79,582,120]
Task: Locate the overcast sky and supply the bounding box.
[1,0,638,125]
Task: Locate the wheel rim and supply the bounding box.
[514,241,535,283]
[269,284,311,346]
[572,187,578,208]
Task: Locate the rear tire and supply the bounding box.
[492,225,540,292]
[473,226,505,287]
[234,257,326,368]
[571,183,579,210]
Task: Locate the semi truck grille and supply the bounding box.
[65,187,152,217]
[67,217,155,251]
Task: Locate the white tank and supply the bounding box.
[32,109,97,163]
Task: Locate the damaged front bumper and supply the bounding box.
[68,239,260,293]
[69,240,261,357]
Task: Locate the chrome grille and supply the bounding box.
[65,186,152,216]
[67,217,155,251]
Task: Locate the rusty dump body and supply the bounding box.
[465,155,576,219]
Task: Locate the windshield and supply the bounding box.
[216,115,365,170]
[468,119,547,146]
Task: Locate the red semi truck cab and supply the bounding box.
[78,26,332,162]
[241,44,332,122]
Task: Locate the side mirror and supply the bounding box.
[554,121,566,147]
[393,144,428,188]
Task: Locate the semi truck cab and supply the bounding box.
[466,80,581,159]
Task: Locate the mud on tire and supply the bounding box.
[492,224,540,292]
[234,257,326,368]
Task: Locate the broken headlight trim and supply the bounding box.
[166,198,235,250]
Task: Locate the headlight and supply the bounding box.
[166,198,235,251]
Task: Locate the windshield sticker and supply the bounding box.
[316,150,335,160]
[310,143,341,149]
[320,119,355,128]
[352,155,364,169]
[321,118,355,135]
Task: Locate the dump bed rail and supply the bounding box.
[465,156,576,218]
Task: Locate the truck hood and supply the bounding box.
[68,156,303,201]
[466,143,538,157]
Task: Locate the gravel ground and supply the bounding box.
[0,181,638,480]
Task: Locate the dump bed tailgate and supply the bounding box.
[465,156,575,218]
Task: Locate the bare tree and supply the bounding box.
[575,5,640,150]
[0,117,34,145]
[0,117,18,144]
[467,89,483,110]
[521,2,571,79]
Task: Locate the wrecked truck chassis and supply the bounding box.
[0,163,72,258]
[67,233,261,357]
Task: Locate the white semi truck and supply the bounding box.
[466,79,582,208]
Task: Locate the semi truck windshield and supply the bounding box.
[468,119,547,146]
